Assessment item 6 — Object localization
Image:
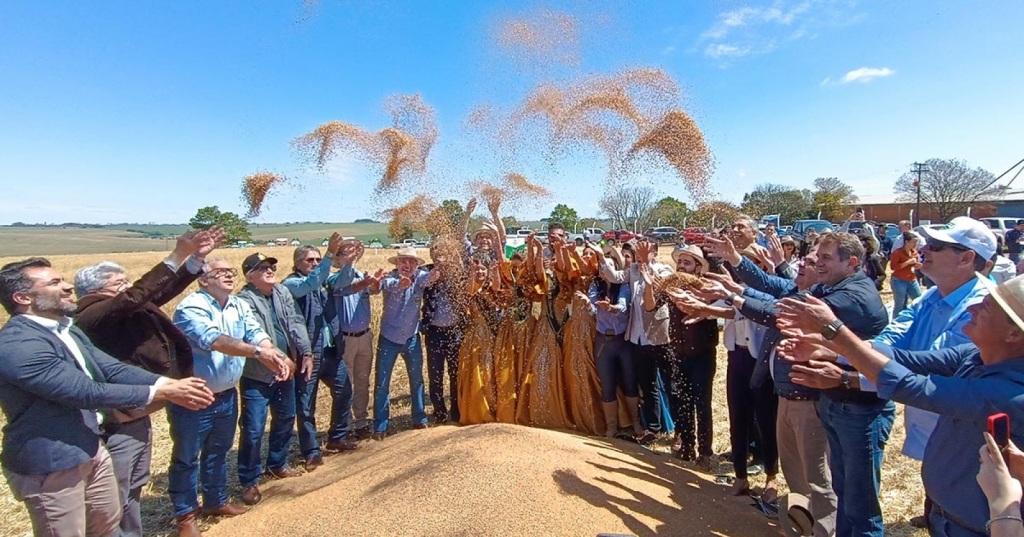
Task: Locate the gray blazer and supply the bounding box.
[236,284,312,384]
[0,316,158,475]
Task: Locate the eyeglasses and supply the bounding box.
[206,268,238,279]
[924,238,969,253]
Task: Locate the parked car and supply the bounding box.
[388,238,420,249]
[569,227,605,245]
[645,226,681,243]
[534,231,549,245]
[681,227,709,245]
[601,229,638,243]
[980,217,1023,251]
[790,219,834,240]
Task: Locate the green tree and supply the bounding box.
[549,204,579,231]
[740,183,814,223]
[388,220,415,242]
[425,199,465,236]
[189,206,251,242]
[688,200,740,229]
[501,215,519,230]
[650,197,690,228]
[813,177,858,222]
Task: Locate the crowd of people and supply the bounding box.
[2,201,1024,537]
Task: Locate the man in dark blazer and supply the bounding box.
[0,257,214,537]
[73,227,222,537]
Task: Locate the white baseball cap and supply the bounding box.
[919,217,998,261]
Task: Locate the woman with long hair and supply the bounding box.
[890,231,923,313]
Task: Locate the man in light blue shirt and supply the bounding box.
[171,257,290,522]
[332,254,383,439]
[372,248,439,439]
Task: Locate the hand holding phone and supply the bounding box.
[989,413,1011,453]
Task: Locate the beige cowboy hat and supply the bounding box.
[779,493,814,537]
[388,246,425,266]
[671,244,709,272]
[977,272,1024,333]
[472,221,499,242]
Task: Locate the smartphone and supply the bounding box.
[989,412,1010,449]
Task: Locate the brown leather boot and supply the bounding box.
[601,401,619,438]
[176,509,203,537]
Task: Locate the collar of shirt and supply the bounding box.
[939,276,984,308]
[22,313,73,334]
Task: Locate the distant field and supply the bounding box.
[0,223,395,257]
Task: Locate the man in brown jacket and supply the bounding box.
[73,227,224,537]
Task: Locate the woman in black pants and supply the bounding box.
[666,245,719,465]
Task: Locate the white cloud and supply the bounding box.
[698,0,859,61]
[705,43,752,59]
[841,66,895,84]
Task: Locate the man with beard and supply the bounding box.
[0,258,214,537]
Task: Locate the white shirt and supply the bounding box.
[22,315,160,423]
[599,259,673,346]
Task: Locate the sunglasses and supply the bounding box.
[206,268,239,279]
[254,264,277,273]
[925,238,969,253]
[303,257,322,263]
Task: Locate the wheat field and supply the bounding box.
[0,247,926,536]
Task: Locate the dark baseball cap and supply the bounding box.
[241,252,278,275]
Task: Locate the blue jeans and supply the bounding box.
[167,389,238,517]
[817,396,895,537]
[928,506,986,537]
[891,277,921,314]
[295,345,353,456]
[237,376,296,488]
[373,335,427,433]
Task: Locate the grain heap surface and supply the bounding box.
[206,423,775,537]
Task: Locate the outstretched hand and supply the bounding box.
[775,294,837,334]
[703,235,741,266]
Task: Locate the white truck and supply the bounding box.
[568,227,605,246]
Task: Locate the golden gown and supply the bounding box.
[457,301,498,425]
[561,292,605,436]
[493,313,518,423]
[515,282,572,430]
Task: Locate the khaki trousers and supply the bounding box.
[777,397,837,537]
[342,331,374,430]
[4,444,121,537]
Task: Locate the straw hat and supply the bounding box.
[388,246,425,266]
[779,493,813,537]
[472,221,498,242]
[671,244,709,272]
[977,272,1024,333]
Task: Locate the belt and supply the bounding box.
[778,391,817,402]
[600,331,622,338]
[930,502,985,534]
[341,328,370,338]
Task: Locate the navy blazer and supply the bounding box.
[0,315,159,475]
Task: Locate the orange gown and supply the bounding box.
[515,274,572,430]
[457,299,498,425]
[561,291,606,436]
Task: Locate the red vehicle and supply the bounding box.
[681,227,709,245]
[601,229,638,242]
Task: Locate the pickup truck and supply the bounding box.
[568,227,605,245]
[388,238,420,249]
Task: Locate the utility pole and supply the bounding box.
[912,162,929,226]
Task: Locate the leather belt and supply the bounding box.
[341,329,370,338]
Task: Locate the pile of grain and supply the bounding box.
[241,171,287,218]
[206,423,775,537]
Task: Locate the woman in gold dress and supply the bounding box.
[457,257,503,425]
[559,244,607,436]
[515,235,572,429]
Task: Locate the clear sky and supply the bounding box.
[2,1,1022,224]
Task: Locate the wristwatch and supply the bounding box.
[251,346,263,360]
[724,293,739,306]
[840,370,852,389]
[821,318,845,340]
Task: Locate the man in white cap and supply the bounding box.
[372,247,440,439]
[776,272,1024,537]
[790,217,998,527]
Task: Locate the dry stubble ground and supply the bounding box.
[0,247,926,536]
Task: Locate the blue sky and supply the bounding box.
[1,1,1022,224]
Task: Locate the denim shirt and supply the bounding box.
[332,270,372,334]
[379,269,431,344]
[282,259,354,354]
[867,276,988,459]
[873,343,1024,534]
[173,290,270,394]
[587,280,630,336]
